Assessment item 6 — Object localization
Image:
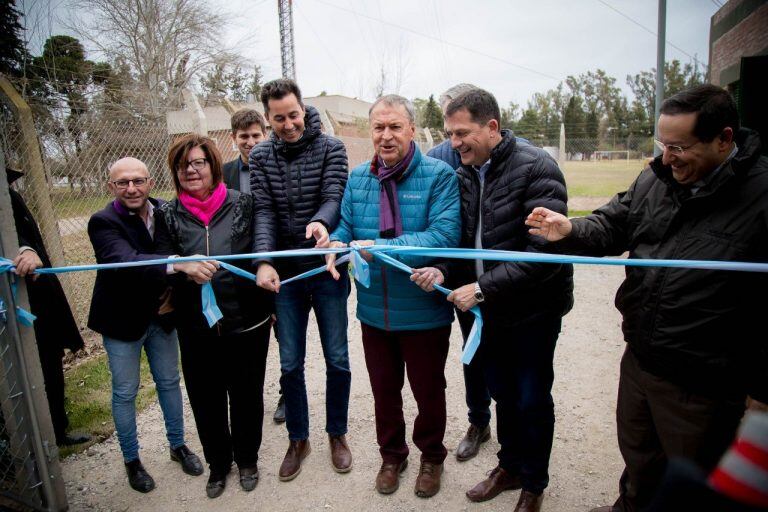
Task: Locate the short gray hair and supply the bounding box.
[439,83,478,111]
[369,94,415,124]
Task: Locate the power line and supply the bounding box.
[595,0,706,68]
[313,0,562,82]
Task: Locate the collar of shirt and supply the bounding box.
[473,159,491,182]
[127,200,155,237]
[691,143,738,195]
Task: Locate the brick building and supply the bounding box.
[709,0,768,152]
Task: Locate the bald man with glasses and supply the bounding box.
[88,157,214,493]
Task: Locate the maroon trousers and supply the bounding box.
[361,323,451,465]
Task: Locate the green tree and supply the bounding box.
[500,101,520,130]
[516,107,542,144]
[563,96,586,154]
[423,94,443,131]
[0,0,26,77]
[626,59,706,136]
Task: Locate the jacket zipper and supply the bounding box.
[381,266,390,331]
[204,224,222,336]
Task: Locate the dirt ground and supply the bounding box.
[61,264,627,511]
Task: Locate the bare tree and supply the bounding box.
[66,0,240,118]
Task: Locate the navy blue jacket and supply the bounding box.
[87,198,173,341]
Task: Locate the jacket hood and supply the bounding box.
[272,104,322,155]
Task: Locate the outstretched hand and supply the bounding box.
[325,241,347,280]
[525,207,573,241]
[256,263,281,293]
[173,257,220,285]
[410,267,444,292]
[306,222,330,248]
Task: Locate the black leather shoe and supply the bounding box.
[170,445,204,476]
[125,459,155,493]
[456,424,491,461]
[239,465,259,492]
[206,468,230,499]
[58,432,91,446]
[273,394,286,424]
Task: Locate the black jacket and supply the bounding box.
[249,105,348,277]
[87,198,173,341]
[155,189,273,335]
[223,157,248,192]
[10,174,83,353]
[557,128,768,401]
[438,131,574,326]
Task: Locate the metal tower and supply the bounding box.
[278,0,296,80]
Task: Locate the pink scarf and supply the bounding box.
[178,182,227,226]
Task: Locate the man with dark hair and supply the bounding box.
[526,84,768,512]
[8,168,89,447]
[223,109,267,193]
[250,78,352,481]
[412,88,573,511]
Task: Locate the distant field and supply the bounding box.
[562,159,646,198]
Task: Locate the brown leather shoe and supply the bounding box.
[329,434,352,473]
[375,459,408,494]
[414,461,443,498]
[466,466,522,502]
[456,424,491,461]
[514,490,544,512]
[278,439,311,481]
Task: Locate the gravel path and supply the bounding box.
[62,264,626,511]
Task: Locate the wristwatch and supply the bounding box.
[473,282,485,303]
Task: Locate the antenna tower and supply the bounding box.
[278,0,296,80]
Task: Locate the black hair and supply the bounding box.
[444,88,500,125]
[660,84,739,142]
[260,78,303,113]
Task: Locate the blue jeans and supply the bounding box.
[458,311,492,428]
[480,316,561,494]
[275,271,351,440]
[103,322,185,462]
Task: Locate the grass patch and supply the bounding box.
[562,159,645,198]
[51,188,177,219]
[568,210,592,218]
[59,351,158,458]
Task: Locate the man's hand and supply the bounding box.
[306,221,330,248]
[256,263,281,293]
[351,239,375,262]
[325,241,347,280]
[13,249,43,278]
[525,207,573,241]
[747,396,768,412]
[410,267,444,292]
[172,257,219,285]
[447,282,479,312]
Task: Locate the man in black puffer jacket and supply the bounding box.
[413,89,573,512]
[250,79,352,481]
[527,84,768,512]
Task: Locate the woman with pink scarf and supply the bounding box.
[154,134,273,499]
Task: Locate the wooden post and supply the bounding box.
[0,75,66,270]
[182,89,208,136]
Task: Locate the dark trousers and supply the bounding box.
[478,316,561,494]
[614,348,745,512]
[458,312,492,428]
[38,345,67,442]
[361,323,451,465]
[178,323,270,473]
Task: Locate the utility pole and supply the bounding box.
[653,0,666,156]
[278,0,297,80]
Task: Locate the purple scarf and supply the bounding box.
[371,141,416,238]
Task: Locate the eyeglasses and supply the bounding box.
[179,158,208,172]
[654,139,700,156]
[111,177,149,189]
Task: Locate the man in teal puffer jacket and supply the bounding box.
[326,94,460,499]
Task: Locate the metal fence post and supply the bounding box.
[0,155,68,511]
